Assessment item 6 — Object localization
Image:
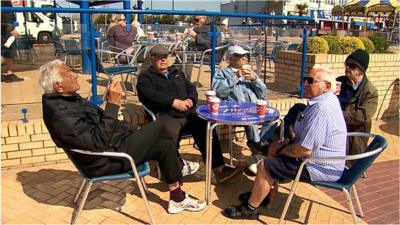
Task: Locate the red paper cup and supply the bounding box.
[335,81,342,95]
[206,90,216,102]
[208,97,220,114]
[256,100,268,117]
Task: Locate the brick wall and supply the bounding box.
[1,98,307,168]
[275,51,400,119]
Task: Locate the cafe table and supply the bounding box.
[196,101,280,205]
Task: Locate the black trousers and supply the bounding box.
[157,113,225,169]
[118,121,182,184]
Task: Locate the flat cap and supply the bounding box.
[149,44,169,56]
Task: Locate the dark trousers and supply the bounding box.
[118,121,182,184]
[157,113,225,169]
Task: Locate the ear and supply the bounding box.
[324,82,332,92]
[53,82,63,93]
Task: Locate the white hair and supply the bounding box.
[39,59,64,93]
[312,65,336,92]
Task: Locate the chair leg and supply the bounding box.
[229,125,233,166]
[351,185,364,218]
[279,180,299,224]
[119,74,128,97]
[133,176,156,224]
[74,179,87,203]
[140,177,149,193]
[157,163,162,180]
[343,188,359,225]
[195,64,203,90]
[72,182,92,225]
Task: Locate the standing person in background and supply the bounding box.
[107,14,137,54]
[337,49,378,154]
[187,10,212,51]
[221,18,232,42]
[1,0,23,83]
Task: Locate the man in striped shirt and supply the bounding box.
[223,66,347,219]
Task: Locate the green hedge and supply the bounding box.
[298,37,329,54]
[339,37,365,54]
[322,36,342,54]
[360,37,375,53]
[370,35,390,53]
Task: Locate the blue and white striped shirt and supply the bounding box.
[294,92,347,182]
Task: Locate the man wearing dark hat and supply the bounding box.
[137,44,239,183]
[337,49,378,154]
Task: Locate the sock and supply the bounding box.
[247,203,257,211]
[170,186,185,202]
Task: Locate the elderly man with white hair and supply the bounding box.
[212,45,274,173]
[223,66,347,219]
[39,60,207,214]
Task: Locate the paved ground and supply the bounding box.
[1,42,399,224]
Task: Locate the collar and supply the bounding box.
[43,92,81,100]
[352,79,362,90]
[308,92,333,105]
[229,66,239,72]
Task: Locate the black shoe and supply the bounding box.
[4,74,23,83]
[238,191,270,206]
[223,203,259,220]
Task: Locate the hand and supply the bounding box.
[172,99,189,112]
[236,69,243,78]
[188,29,197,37]
[184,99,193,109]
[242,69,256,81]
[10,30,18,37]
[106,80,122,105]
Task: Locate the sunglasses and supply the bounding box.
[345,62,358,70]
[303,76,326,84]
[233,54,248,58]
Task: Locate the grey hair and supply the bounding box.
[312,65,336,92]
[39,59,64,93]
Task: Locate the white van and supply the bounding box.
[15,11,63,43]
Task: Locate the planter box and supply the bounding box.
[275,51,400,119]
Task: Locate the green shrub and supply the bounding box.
[339,37,365,54]
[322,35,342,54]
[370,35,390,53]
[298,37,329,54]
[360,37,375,53]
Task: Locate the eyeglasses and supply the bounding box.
[118,18,126,22]
[345,62,358,70]
[303,76,325,84]
[233,54,247,58]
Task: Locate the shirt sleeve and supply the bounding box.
[212,69,239,99]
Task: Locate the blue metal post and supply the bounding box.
[89,16,103,105]
[137,0,143,23]
[80,1,91,75]
[299,27,308,99]
[210,17,217,85]
[123,0,131,30]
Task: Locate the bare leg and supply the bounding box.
[248,160,274,207]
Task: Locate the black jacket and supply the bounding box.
[137,66,198,118]
[42,93,137,176]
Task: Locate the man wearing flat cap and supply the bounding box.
[337,49,378,154]
[137,44,239,183]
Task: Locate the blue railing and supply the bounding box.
[1,6,314,103]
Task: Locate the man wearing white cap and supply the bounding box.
[212,45,275,174]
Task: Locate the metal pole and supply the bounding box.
[172,0,174,10]
[89,14,103,105]
[210,16,217,83]
[299,27,308,98]
[81,0,91,75]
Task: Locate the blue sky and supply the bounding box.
[59,0,231,12]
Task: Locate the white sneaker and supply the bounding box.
[182,160,200,177]
[167,193,206,214]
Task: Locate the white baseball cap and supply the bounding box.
[221,18,229,26]
[228,45,249,56]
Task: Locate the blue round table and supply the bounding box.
[196,101,280,205]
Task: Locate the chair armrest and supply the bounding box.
[143,105,157,121]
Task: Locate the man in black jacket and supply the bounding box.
[137,45,239,183]
[40,59,206,214]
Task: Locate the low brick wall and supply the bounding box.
[275,51,400,119]
[1,98,307,168]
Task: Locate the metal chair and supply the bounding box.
[63,148,155,225]
[52,38,82,67]
[279,132,388,225]
[287,42,299,51]
[15,36,38,63]
[93,52,138,100]
[265,41,287,69]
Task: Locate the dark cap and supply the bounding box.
[345,49,369,73]
[149,44,169,56]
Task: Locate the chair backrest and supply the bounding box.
[53,37,66,54]
[94,53,107,74]
[16,37,34,50]
[64,39,81,51]
[338,134,388,187]
[287,42,299,51]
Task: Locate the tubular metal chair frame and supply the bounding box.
[279,132,387,225]
[67,149,155,225]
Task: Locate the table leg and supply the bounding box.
[205,122,219,205]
